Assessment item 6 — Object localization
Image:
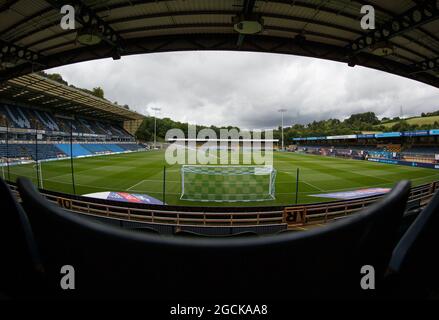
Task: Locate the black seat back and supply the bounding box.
[387,189,439,297]
[17,177,410,299]
[0,179,43,297]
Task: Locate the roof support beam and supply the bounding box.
[45,0,124,54]
[355,0,439,45]
[2,33,438,88]
[236,0,257,47]
[0,0,20,13]
[411,56,439,73]
[21,10,361,50]
[348,0,439,54]
[0,40,42,69]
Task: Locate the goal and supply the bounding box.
[180,165,276,202]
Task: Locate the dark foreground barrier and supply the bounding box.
[8,177,410,299]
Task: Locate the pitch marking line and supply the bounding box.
[301,180,325,192]
[126,179,147,191]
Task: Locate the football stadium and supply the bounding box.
[1,0,439,304]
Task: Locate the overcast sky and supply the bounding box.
[48,51,439,130]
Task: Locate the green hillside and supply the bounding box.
[381,115,439,128]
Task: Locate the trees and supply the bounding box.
[345,112,380,126]
[135,117,154,141]
[390,120,412,132]
[38,71,68,86]
[91,87,105,99]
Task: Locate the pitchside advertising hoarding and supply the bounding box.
[326,135,357,140]
[311,188,391,200]
[402,130,429,137]
[306,136,326,141]
[84,191,165,205]
[292,129,439,141]
[357,134,375,139]
[368,158,439,170]
[374,132,402,138]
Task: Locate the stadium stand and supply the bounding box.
[0,97,146,161]
[30,109,59,132]
[0,102,134,141]
[0,143,145,161]
[1,104,31,129]
[404,147,439,154]
[117,143,145,151]
[107,144,125,152]
[293,130,439,166]
[0,144,29,159]
[21,144,63,160]
[381,144,402,153]
[82,144,125,154]
[55,144,91,157]
[14,177,410,299]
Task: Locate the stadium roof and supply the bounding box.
[0,72,145,121]
[0,1,438,88]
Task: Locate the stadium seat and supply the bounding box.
[386,189,439,298]
[17,177,410,299]
[0,179,44,298]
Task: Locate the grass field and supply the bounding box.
[380,115,439,128]
[4,150,439,206]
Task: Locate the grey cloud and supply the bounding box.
[48,51,439,129]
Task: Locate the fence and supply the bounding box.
[283,181,439,228]
[8,180,439,231]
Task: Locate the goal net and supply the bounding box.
[180,165,276,202]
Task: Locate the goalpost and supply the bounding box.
[180,165,276,202]
[38,161,43,189]
[32,161,44,189]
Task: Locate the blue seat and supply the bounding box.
[55,144,91,157]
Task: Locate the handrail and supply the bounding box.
[283,181,439,227]
[8,180,439,229]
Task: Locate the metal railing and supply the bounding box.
[283,181,439,228]
[8,181,439,229]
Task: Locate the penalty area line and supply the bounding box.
[301,180,325,192]
[126,179,146,191]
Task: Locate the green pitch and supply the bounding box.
[4,150,439,206]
